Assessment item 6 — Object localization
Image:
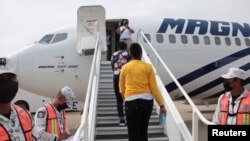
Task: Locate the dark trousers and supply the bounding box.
[113,75,124,117]
[125,99,153,141]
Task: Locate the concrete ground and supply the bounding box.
[66,111,82,134]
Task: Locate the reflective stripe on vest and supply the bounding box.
[0,124,10,141]
[219,91,250,125]
[44,103,67,136]
[0,105,32,141]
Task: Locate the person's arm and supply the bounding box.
[148,65,164,106]
[34,107,58,141]
[212,96,223,124]
[111,54,114,71]
[119,66,126,98]
[148,66,167,113]
[127,26,134,33]
[116,22,122,34]
[124,24,134,33]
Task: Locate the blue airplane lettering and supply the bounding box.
[232,22,250,37]
[185,19,207,35]
[210,21,230,36]
[158,18,250,37]
[157,18,185,34]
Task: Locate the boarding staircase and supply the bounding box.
[94,61,168,141]
[74,6,214,141]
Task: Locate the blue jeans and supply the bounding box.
[125,99,153,141]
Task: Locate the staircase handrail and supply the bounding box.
[74,28,101,141]
[137,29,215,141]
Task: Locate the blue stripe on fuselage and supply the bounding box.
[205,76,250,99]
[165,47,250,95]
[176,63,250,100]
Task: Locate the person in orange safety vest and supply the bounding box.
[212,67,249,125]
[0,57,40,140]
[34,86,76,141]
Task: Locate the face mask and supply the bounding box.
[223,81,232,92]
[0,80,18,103]
[57,102,68,111]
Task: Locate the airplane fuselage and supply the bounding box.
[7,16,249,104]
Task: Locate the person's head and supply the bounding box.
[118,41,127,50]
[0,58,18,104]
[130,43,142,60]
[54,86,76,111]
[221,67,246,92]
[123,19,129,25]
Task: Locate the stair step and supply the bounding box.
[97,111,158,117]
[96,125,164,135]
[96,121,160,127]
[97,114,159,121]
[95,133,168,141]
[94,61,167,141]
[97,106,157,111]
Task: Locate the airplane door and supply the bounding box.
[77,5,107,54]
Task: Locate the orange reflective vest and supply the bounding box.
[0,105,32,141]
[219,91,250,125]
[44,103,67,136]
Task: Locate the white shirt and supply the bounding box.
[119,26,132,39]
[212,89,249,125]
[0,105,40,140]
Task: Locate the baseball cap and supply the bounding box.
[0,57,16,75]
[60,86,76,104]
[221,67,246,80]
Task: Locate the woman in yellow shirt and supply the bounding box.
[119,43,166,141]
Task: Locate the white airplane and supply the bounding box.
[1,5,249,108]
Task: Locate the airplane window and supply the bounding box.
[38,34,54,44]
[214,37,221,45]
[156,34,164,43]
[235,38,241,46]
[204,36,210,45]
[225,37,231,46]
[245,38,250,46]
[181,35,188,44]
[192,35,199,44]
[169,34,176,43]
[143,34,151,42]
[51,33,67,44]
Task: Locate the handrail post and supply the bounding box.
[192,111,199,141]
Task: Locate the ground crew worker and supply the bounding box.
[0,57,40,140]
[212,67,249,125]
[34,86,76,141]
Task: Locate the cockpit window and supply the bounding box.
[38,34,54,44]
[51,33,67,44]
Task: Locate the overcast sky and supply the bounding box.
[0,0,249,56]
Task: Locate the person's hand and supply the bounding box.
[160,105,167,113]
[58,131,70,140]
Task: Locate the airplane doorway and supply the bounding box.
[105,20,121,61]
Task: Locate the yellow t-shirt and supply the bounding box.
[119,60,164,106]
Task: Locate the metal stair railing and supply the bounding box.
[137,29,215,141]
[74,23,102,141]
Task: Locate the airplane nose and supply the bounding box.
[0,53,19,76]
